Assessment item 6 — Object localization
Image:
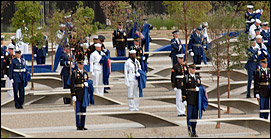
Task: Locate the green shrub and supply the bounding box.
[149,17,163,30]
[164,18,176,30]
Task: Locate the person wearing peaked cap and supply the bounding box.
[245,39,260,98]
[170,30,183,66]
[34,35,48,65]
[125,48,142,111]
[86,35,100,64]
[1,35,4,41]
[183,63,202,137]
[249,18,262,41]
[245,5,255,33]
[16,21,29,54]
[60,45,74,89]
[90,42,106,96]
[3,43,15,98]
[260,22,270,54]
[70,58,89,130]
[254,57,270,120]
[1,36,8,87]
[9,46,28,109]
[188,27,204,65]
[171,53,188,117]
[112,21,127,56]
[255,35,267,50]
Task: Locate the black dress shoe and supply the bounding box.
[193,133,198,137]
[82,127,88,130]
[77,127,82,130]
[246,95,251,98]
[104,90,109,93]
[20,106,24,109]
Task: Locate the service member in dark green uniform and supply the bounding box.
[254,58,270,119]
[112,21,128,56]
[70,60,89,130]
[183,64,201,137]
[171,53,189,117]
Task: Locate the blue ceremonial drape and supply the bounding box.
[198,85,208,119]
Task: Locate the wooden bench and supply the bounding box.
[77,111,180,128]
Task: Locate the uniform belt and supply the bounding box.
[186,88,197,92]
[193,44,202,47]
[13,69,26,72]
[74,83,84,88]
[1,56,4,59]
[115,39,125,42]
[176,75,185,78]
[263,40,268,43]
[259,82,269,86]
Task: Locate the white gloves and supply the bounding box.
[101,53,105,56]
[71,64,75,68]
[72,96,76,102]
[104,49,107,52]
[34,54,37,57]
[203,46,207,49]
[67,61,71,65]
[190,52,194,57]
[196,87,199,92]
[136,72,140,77]
[114,47,116,50]
[125,82,130,87]
[91,72,95,76]
[125,47,128,50]
[142,56,146,61]
[84,82,88,87]
[256,94,260,99]
[4,75,7,78]
[178,45,182,51]
[10,79,14,83]
[263,51,267,55]
[46,53,48,56]
[258,51,261,55]
[174,87,177,91]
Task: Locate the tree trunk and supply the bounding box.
[31,24,34,90]
[183,1,188,65]
[216,41,220,128]
[226,31,231,114]
[51,42,54,71]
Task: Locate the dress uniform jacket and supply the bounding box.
[9,57,26,83]
[3,54,15,77]
[188,32,203,56]
[171,64,189,90]
[130,45,143,61]
[90,50,105,72]
[249,24,261,40]
[70,69,89,102]
[86,43,96,63]
[1,45,8,70]
[112,29,127,50]
[254,67,270,98]
[261,29,270,53]
[183,73,201,105]
[124,58,141,85]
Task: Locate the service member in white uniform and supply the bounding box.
[90,43,105,96]
[16,20,29,54]
[124,50,142,111]
[249,19,261,40]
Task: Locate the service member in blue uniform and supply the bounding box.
[254,58,270,119]
[188,27,204,65]
[34,36,48,65]
[170,30,183,66]
[70,60,89,130]
[9,48,27,109]
[171,54,189,117]
[245,40,260,98]
[60,46,75,89]
[261,22,270,54]
[245,5,256,33]
[1,36,8,87]
[183,64,201,137]
[112,22,128,56]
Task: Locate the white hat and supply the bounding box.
[176,53,185,58]
[262,22,269,26]
[129,50,136,54]
[255,19,261,24]
[250,18,255,23]
[202,22,208,27]
[7,43,15,49]
[94,43,102,47]
[59,24,66,27]
[1,35,4,39]
[256,35,262,39]
[92,35,98,39]
[15,47,22,53]
[64,15,71,18]
[10,36,15,40]
[247,5,253,9]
